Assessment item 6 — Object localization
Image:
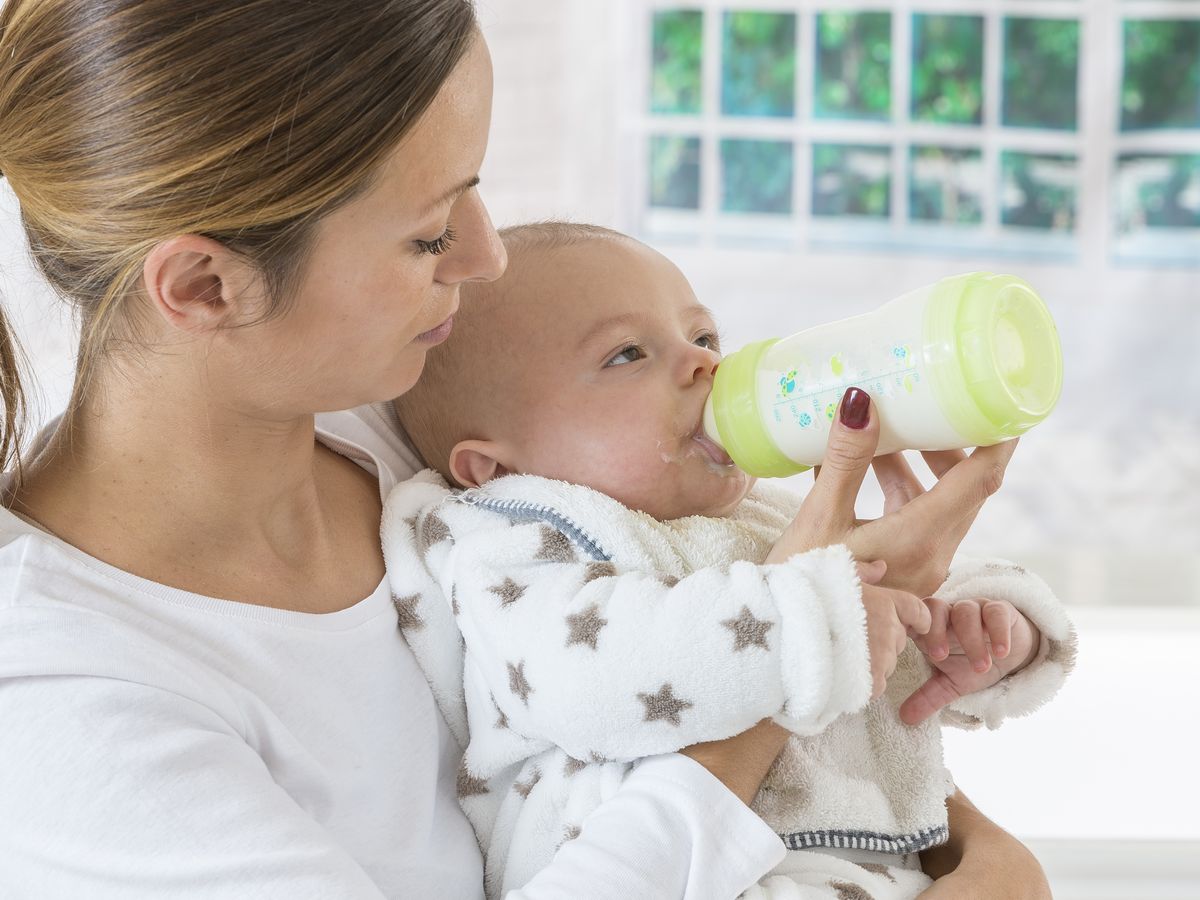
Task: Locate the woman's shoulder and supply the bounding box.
[0,529,245,727]
[316,401,424,495]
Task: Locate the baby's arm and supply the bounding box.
[449,520,873,761]
[902,558,1077,728]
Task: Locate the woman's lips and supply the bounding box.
[692,429,735,466]
[416,315,454,344]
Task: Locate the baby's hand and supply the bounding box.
[899,597,1040,725]
[858,561,931,700]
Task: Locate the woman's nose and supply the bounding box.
[436,190,507,285]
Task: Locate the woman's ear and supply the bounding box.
[141,234,257,334]
[448,439,513,489]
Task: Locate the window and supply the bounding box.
[630,0,1200,265]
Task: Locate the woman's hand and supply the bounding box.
[770,387,1018,599]
[861,441,1017,598]
[919,789,1051,899]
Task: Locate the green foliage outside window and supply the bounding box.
[910,146,983,224]
[812,144,891,218]
[815,12,891,121]
[1121,20,1200,130]
[1001,151,1078,231]
[649,135,702,210]
[1117,155,1200,232]
[911,15,983,125]
[644,6,1196,245]
[651,10,703,115]
[721,139,793,213]
[1003,18,1079,131]
[721,12,796,117]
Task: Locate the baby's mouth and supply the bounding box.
[691,426,735,467]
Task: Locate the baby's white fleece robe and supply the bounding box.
[382,471,1076,899]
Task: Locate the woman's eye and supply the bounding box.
[605,345,645,367]
[414,224,456,256]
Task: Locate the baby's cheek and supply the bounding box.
[587,443,674,508]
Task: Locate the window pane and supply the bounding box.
[721,12,796,117]
[651,10,703,115]
[720,139,793,213]
[909,146,983,224]
[1121,20,1200,130]
[1002,18,1079,131]
[911,15,984,125]
[1001,151,1078,231]
[649,135,702,210]
[815,12,892,121]
[1116,154,1200,233]
[812,144,892,218]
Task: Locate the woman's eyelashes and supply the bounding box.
[604,332,720,368]
[414,224,457,256]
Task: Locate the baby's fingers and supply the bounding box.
[914,597,952,660]
[982,599,1016,659]
[894,589,932,636]
[899,670,963,726]
[950,600,991,673]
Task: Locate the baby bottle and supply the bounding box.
[701,273,1063,477]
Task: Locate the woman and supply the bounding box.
[0,1,1049,897]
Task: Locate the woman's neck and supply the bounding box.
[10,378,385,611]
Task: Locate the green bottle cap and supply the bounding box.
[924,273,1064,446]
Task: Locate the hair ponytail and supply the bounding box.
[0,302,27,477]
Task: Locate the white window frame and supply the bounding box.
[620,0,1200,268]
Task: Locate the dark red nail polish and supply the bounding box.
[840,387,870,429]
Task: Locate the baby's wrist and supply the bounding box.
[1008,619,1042,675]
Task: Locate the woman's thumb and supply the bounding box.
[856,559,887,585]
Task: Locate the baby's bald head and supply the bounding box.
[394,222,634,483]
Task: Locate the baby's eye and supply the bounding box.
[694,331,720,352]
[605,344,645,367]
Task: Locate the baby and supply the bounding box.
[383,223,1076,899]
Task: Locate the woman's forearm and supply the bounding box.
[921,788,978,877]
[679,718,790,807]
[919,787,1052,899]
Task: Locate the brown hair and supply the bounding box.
[0,0,477,477]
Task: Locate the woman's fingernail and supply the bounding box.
[840,387,870,429]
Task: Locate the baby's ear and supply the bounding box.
[448,440,512,489]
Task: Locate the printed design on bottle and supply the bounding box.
[778,369,798,399]
[769,342,922,433]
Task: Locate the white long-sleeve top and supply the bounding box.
[381,470,1077,898]
[0,402,786,900]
